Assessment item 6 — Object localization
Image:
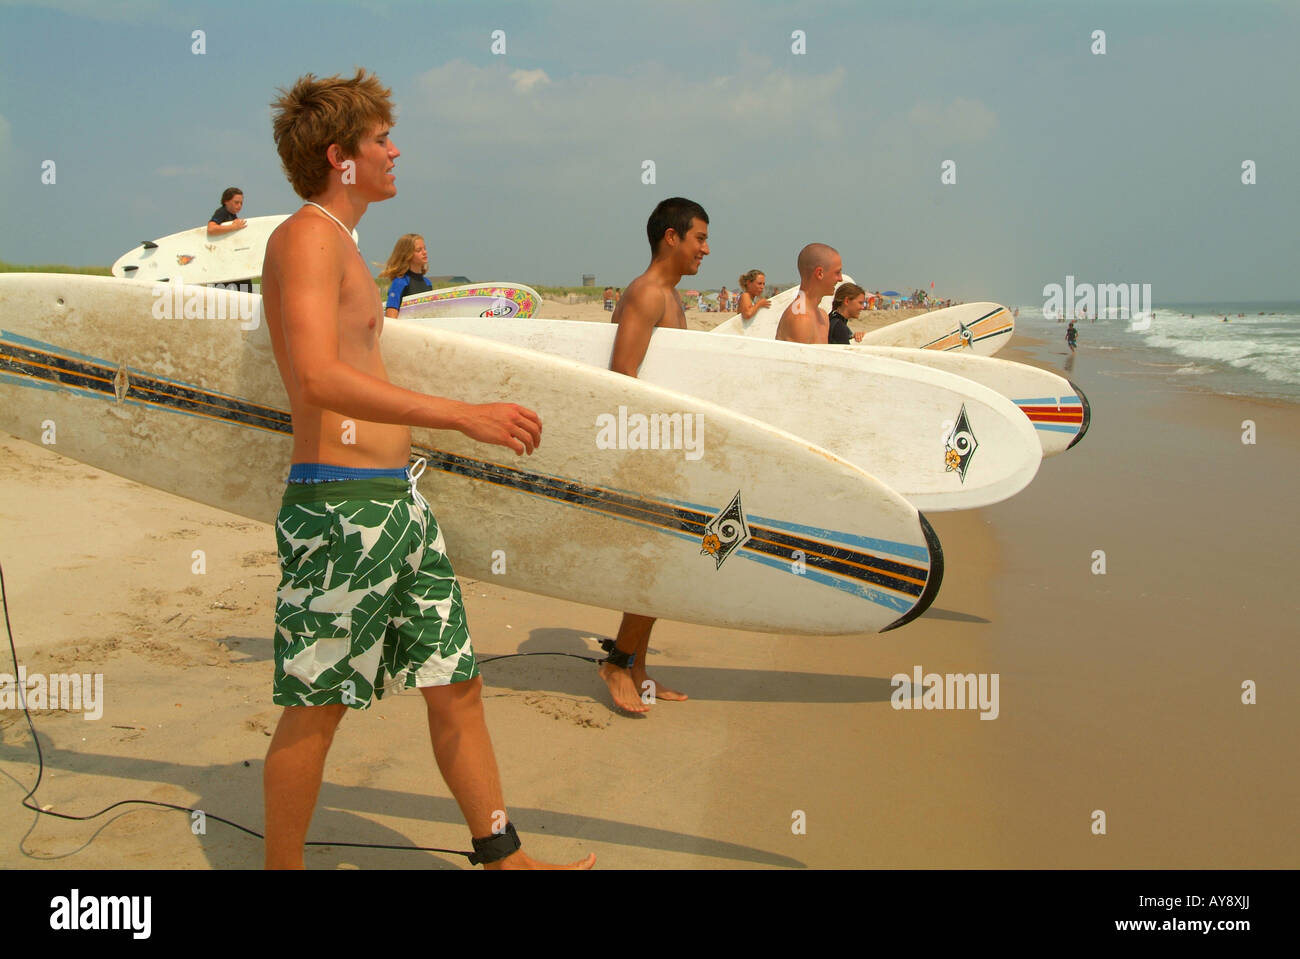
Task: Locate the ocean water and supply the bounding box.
[1010,302,1300,402]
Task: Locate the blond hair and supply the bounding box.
[378,234,425,280]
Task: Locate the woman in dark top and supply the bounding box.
[827,282,868,344]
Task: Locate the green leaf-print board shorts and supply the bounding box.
[273,475,478,709]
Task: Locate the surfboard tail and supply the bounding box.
[1065,379,1092,450]
[882,512,943,631]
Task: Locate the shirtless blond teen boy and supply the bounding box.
[260,69,593,870]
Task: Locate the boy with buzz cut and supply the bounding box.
[775,243,843,344]
[260,68,593,870]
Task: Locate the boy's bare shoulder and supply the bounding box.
[266,210,336,266]
[616,275,667,321]
[268,208,335,249]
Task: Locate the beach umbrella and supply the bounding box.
[683,290,700,296]
[882,290,900,297]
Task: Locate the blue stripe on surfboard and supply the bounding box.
[516,501,915,613]
[746,515,928,564]
[419,447,929,595]
[1,329,275,407]
[0,367,266,426]
[1015,396,1080,405]
[1,329,114,368]
[741,551,914,614]
[1033,423,1082,434]
[0,371,63,393]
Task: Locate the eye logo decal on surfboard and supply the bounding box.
[957,320,973,348]
[701,491,751,569]
[944,404,978,482]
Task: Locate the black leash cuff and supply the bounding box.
[598,638,635,669]
[468,821,521,865]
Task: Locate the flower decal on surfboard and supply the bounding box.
[944,404,978,483]
[177,254,195,265]
[701,491,750,569]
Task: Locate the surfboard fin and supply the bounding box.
[882,512,943,632]
[1065,380,1091,450]
[141,241,158,250]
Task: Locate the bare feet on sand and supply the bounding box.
[485,850,597,870]
[633,668,687,703]
[599,662,649,713]
[598,663,687,713]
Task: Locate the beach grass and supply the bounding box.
[1,260,112,276]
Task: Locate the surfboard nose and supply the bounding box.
[1065,379,1092,450]
[882,512,943,632]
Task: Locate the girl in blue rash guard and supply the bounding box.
[379,233,432,317]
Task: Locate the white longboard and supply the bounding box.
[843,345,1090,456]
[407,316,1042,512]
[713,283,1014,356]
[0,274,942,636]
[399,282,542,319]
[858,302,1015,355]
[110,215,358,285]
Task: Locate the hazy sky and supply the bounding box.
[1,0,1296,303]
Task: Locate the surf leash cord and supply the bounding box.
[0,560,602,865]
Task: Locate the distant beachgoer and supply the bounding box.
[718,286,729,314]
[776,243,842,344]
[614,287,621,306]
[1066,320,1079,352]
[603,286,614,311]
[827,282,868,344]
[737,270,771,319]
[207,187,247,236]
[1013,307,1020,319]
[378,233,432,318]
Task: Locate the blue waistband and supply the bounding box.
[287,462,411,484]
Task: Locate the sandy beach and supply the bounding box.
[1,301,1296,869]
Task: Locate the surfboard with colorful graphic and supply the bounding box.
[399,282,542,319]
[0,273,941,635]
[857,303,1015,355]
